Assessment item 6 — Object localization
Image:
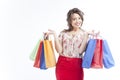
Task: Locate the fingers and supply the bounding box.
[43,32,49,39]
[43,29,55,36]
[87,30,100,36]
[48,29,53,32]
[48,29,56,35]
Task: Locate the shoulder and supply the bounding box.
[80,29,87,33]
[80,29,85,34]
[80,29,89,36]
[59,29,68,34]
[58,30,65,37]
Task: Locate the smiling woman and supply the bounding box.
[47,8,90,80]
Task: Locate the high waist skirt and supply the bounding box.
[56,55,84,80]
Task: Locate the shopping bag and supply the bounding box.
[103,40,115,68]
[33,41,43,68]
[29,40,41,61]
[82,39,97,68]
[40,42,47,69]
[32,33,56,69]
[43,40,56,68]
[91,39,103,68]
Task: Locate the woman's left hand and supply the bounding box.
[87,30,100,36]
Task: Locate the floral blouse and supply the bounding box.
[58,31,85,58]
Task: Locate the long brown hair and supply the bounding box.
[64,8,84,32]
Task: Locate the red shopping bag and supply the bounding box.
[33,41,43,68]
[91,39,103,68]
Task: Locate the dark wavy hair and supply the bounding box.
[65,8,84,32]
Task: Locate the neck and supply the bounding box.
[72,27,80,32]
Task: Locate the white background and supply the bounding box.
[0,0,120,80]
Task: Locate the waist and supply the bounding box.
[60,53,83,58]
[58,55,82,62]
[57,55,83,68]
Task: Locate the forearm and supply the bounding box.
[47,29,63,54]
[54,34,62,54]
[79,33,89,54]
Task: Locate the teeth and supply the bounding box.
[76,24,80,26]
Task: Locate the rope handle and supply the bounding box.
[89,31,102,39]
[43,32,49,40]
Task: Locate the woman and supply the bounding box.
[46,8,93,80]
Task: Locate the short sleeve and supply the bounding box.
[58,32,64,41]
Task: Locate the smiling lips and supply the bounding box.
[75,23,81,26]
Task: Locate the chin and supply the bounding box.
[74,26,80,28]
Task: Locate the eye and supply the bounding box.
[71,18,76,21]
[73,18,76,21]
[78,17,81,20]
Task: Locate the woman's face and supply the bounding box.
[71,13,83,29]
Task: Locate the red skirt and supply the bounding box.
[56,55,84,80]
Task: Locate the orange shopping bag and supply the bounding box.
[43,40,56,68]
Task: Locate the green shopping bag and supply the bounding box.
[29,39,41,61]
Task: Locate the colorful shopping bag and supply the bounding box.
[91,39,103,68]
[82,39,97,68]
[43,40,56,68]
[29,40,41,61]
[40,42,47,69]
[103,40,115,68]
[33,41,43,68]
[32,33,56,69]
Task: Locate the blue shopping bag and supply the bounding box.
[40,43,47,69]
[82,39,97,68]
[103,40,115,68]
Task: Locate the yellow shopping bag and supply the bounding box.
[43,40,56,68]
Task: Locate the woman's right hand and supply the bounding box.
[44,29,57,39]
[47,29,56,36]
